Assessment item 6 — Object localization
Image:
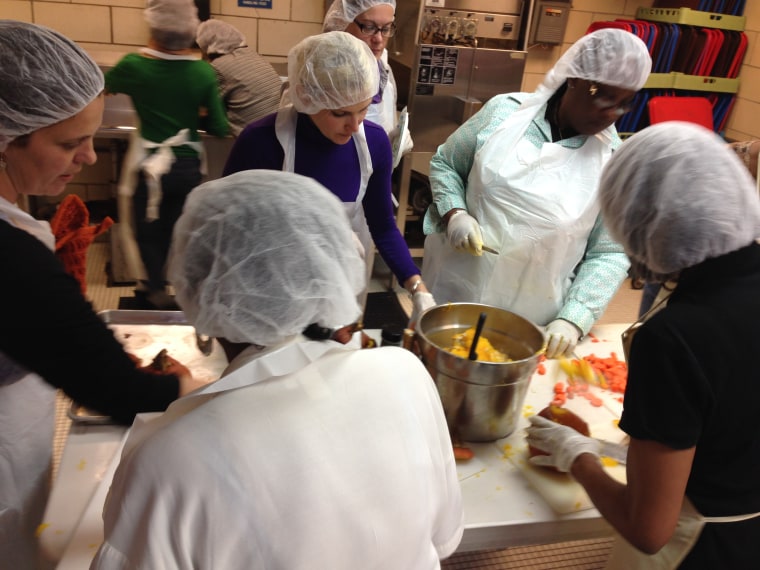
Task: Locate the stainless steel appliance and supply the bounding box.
[388,0,534,255]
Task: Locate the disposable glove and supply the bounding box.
[526,415,600,473]
[545,319,581,358]
[446,211,483,256]
[409,291,436,329]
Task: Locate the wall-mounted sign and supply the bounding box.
[238,0,272,7]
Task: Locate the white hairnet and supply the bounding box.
[599,122,760,282]
[323,0,396,32]
[0,20,104,152]
[168,170,365,346]
[196,19,245,56]
[144,0,199,51]
[287,31,379,114]
[542,28,652,94]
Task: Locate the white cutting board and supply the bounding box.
[508,444,626,514]
[503,348,629,514]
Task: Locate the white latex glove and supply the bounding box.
[446,211,483,255]
[526,415,600,473]
[544,319,581,359]
[409,291,436,329]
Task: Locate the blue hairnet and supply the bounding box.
[542,28,652,94]
[168,170,365,346]
[599,122,760,282]
[0,20,104,152]
[144,0,199,50]
[323,0,396,32]
[287,31,379,114]
[196,19,246,56]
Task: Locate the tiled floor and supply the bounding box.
[54,241,644,569]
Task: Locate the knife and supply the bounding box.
[596,439,628,465]
[481,245,500,255]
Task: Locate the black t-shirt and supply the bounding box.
[0,220,178,424]
[621,243,760,569]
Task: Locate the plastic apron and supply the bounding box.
[116,48,206,283]
[0,200,58,568]
[365,51,398,134]
[274,105,375,302]
[423,99,612,326]
[606,496,760,569]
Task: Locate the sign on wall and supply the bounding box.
[238,0,272,7]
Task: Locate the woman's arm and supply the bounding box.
[0,223,180,425]
[572,438,695,553]
[557,215,630,335]
[362,124,421,285]
[423,95,520,234]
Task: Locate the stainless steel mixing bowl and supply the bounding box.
[416,303,545,442]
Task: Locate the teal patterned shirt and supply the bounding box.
[423,93,630,335]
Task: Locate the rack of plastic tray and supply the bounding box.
[590,5,747,136]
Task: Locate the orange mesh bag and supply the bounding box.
[50,194,114,295]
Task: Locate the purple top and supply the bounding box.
[223,112,420,284]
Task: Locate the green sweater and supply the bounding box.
[105,53,229,157]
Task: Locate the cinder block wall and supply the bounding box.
[3,0,759,209]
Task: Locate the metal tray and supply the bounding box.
[68,310,228,425]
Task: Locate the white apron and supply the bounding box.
[0,199,58,568]
[116,48,206,283]
[606,496,760,569]
[274,105,375,299]
[366,51,398,134]
[423,99,613,326]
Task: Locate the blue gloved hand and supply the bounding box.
[446,210,483,256]
[545,319,581,359]
[409,291,436,329]
[526,415,600,473]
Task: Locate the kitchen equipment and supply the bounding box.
[415,302,545,441]
[68,310,228,424]
[481,244,500,255]
[389,0,533,256]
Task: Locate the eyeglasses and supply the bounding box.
[587,83,634,117]
[353,19,397,37]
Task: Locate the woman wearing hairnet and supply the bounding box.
[195,19,282,136]
[91,170,464,569]
[527,122,760,568]
[224,31,435,325]
[422,29,652,358]
[106,0,229,310]
[323,0,412,164]
[0,21,206,567]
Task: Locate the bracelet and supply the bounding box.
[446,209,466,226]
[408,278,423,296]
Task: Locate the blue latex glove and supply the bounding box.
[526,415,600,473]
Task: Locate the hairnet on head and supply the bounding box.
[0,20,104,152]
[144,0,200,51]
[323,0,396,32]
[599,122,760,282]
[196,19,245,56]
[168,170,366,346]
[542,28,652,94]
[288,31,379,114]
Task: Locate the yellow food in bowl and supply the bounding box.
[446,327,511,362]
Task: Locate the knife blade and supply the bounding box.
[596,439,628,465]
[481,245,500,255]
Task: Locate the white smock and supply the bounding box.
[115,48,206,283]
[274,105,376,292]
[366,49,397,133]
[91,337,464,570]
[0,198,58,569]
[423,94,613,326]
[606,496,760,569]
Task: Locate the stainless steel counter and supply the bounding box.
[42,324,631,567]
